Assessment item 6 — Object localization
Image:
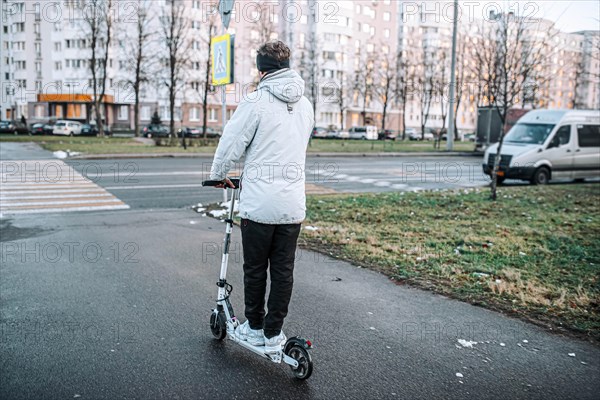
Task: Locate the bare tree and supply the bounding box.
[124,0,153,137]
[473,12,555,200]
[81,0,113,137]
[376,46,396,133]
[571,54,585,109]
[353,48,377,126]
[395,46,415,140]
[246,0,278,89]
[452,28,468,139]
[334,70,350,131]
[254,1,277,44]
[161,0,191,146]
[435,50,449,149]
[297,5,320,125]
[201,12,217,144]
[418,42,435,140]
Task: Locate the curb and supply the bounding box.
[67,151,481,160]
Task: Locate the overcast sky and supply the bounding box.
[474,1,600,32]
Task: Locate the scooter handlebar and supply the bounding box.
[202,178,240,189]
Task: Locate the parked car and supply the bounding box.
[311,126,328,138]
[347,125,378,140]
[463,133,476,142]
[142,124,170,138]
[80,124,112,136]
[0,120,28,134]
[378,129,398,140]
[178,126,201,138]
[52,120,83,136]
[178,126,221,138]
[95,124,112,136]
[483,109,600,185]
[408,128,434,141]
[30,123,53,135]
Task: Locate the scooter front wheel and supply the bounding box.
[285,345,313,380]
[209,311,226,340]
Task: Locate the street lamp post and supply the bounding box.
[447,0,459,151]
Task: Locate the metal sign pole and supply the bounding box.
[446,0,458,151]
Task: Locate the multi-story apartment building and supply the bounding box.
[1,0,598,134]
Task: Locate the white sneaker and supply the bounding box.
[264,331,286,354]
[234,321,265,346]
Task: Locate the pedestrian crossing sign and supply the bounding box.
[211,34,234,86]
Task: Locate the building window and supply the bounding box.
[162,106,170,121]
[209,108,217,122]
[383,12,391,21]
[35,105,44,118]
[189,107,199,121]
[118,105,129,120]
[141,106,151,121]
[384,29,390,38]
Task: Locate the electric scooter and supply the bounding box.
[202,178,314,380]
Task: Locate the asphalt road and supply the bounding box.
[2,209,599,400]
[64,155,490,210]
[2,143,600,399]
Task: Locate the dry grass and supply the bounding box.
[303,184,600,340]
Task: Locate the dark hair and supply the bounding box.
[257,40,291,62]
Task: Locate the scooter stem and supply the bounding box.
[218,187,238,298]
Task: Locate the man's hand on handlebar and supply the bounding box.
[214,177,235,189]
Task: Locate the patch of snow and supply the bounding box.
[209,209,228,218]
[500,343,506,347]
[195,207,206,213]
[522,340,528,343]
[304,226,319,231]
[53,150,68,159]
[457,339,478,348]
[568,353,576,357]
[519,251,527,256]
[456,373,464,378]
[219,200,239,212]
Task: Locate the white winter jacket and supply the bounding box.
[209,68,314,224]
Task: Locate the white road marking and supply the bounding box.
[105,184,204,190]
[0,160,128,215]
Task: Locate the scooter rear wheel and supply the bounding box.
[209,311,226,340]
[285,345,313,380]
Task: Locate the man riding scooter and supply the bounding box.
[208,40,314,354]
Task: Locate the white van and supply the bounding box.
[483,110,600,184]
[53,120,83,136]
[347,126,378,140]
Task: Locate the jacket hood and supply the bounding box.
[258,68,305,103]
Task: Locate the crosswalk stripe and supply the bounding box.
[0,160,129,215]
[1,190,108,197]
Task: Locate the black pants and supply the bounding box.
[240,218,301,338]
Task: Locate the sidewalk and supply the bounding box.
[0,142,53,161]
[68,151,480,160]
[1,208,598,399]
